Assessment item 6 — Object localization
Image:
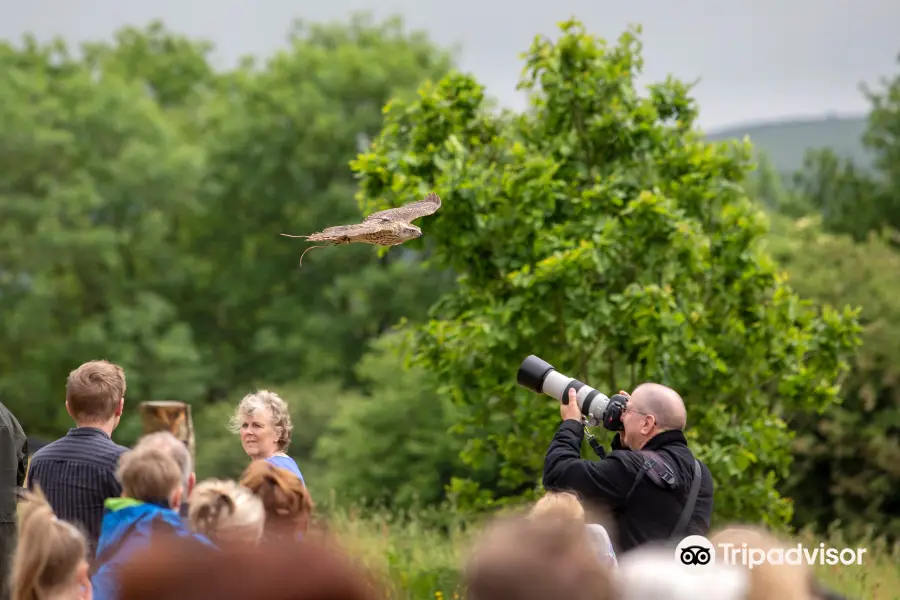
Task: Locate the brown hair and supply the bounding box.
[465,514,618,600]
[12,487,89,600]
[188,479,265,547]
[239,460,314,538]
[116,534,384,600]
[65,360,126,422]
[117,447,183,503]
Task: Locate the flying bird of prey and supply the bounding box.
[281,192,442,266]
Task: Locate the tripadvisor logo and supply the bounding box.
[674,535,867,570]
[675,535,716,567]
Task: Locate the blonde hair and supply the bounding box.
[65,359,126,422]
[228,390,293,451]
[117,447,183,503]
[530,491,585,521]
[12,487,88,600]
[240,460,314,538]
[188,479,265,547]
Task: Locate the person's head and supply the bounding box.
[12,487,91,600]
[115,534,384,600]
[228,390,293,460]
[65,360,126,432]
[529,491,585,522]
[615,545,749,600]
[529,493,618,569]
[239,460,314,538]
[710,525,814,600]
[132,431,196,498]
[464,514,617,600]
[188,479,266,548]
[620,383,687,450]
[117,446,185,510]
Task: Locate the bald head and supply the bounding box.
[630,383,687,431]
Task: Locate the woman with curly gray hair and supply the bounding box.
[228,390,304,484]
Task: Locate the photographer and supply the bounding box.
[542,382,714,554]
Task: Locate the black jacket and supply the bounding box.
[0,401,28,524]
[542,420,714,554]
[1,402,27,600]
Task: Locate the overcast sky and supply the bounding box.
[1,0,897,132]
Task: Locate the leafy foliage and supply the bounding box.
[3,10,896,558]
[0,35,211,435]
[314,331,474,519]
[351,20,862,526]
[0,16,456,453]
[764,214,900,540]
[751,52,900,541]
[171,14,456,398]
[789,53,900,243]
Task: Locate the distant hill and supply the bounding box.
[705,115,872,175]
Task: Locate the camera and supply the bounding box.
[516,355,629,431]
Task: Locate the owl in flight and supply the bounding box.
[282,192,442,266]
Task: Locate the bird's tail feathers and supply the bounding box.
[298,244,328,267]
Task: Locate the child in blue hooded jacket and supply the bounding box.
[90,446,215,600]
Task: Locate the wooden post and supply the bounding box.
[137,401,195,465]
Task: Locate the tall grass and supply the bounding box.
[800,524,900,599]
[316,503,472,599]
[320,505,900,600]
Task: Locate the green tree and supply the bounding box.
[790,149,884,242]
[0,36,211,437]
[350,20,862,527]
[789,53,900,242]
[78,20,217,111]
[0,16,458,459]
[313,330,475,520]
[763,214,900,540]
[757,54,900,539]
[745,151,812,218]
[172,13,457,400]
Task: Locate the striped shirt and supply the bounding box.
[26,427,128,554]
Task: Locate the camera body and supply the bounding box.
[516,355,629,431]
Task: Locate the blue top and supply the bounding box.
[265,455,305,485]
[91,498,215,600]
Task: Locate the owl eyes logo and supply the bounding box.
[675,535,717,567]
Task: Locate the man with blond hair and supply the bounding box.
[26,359,129,553]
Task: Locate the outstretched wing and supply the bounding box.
[363,192,441,224]
[304,221,387,242]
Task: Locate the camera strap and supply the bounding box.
[583,426,606,458]
[623,452,702,539]
[671,458,702,539]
